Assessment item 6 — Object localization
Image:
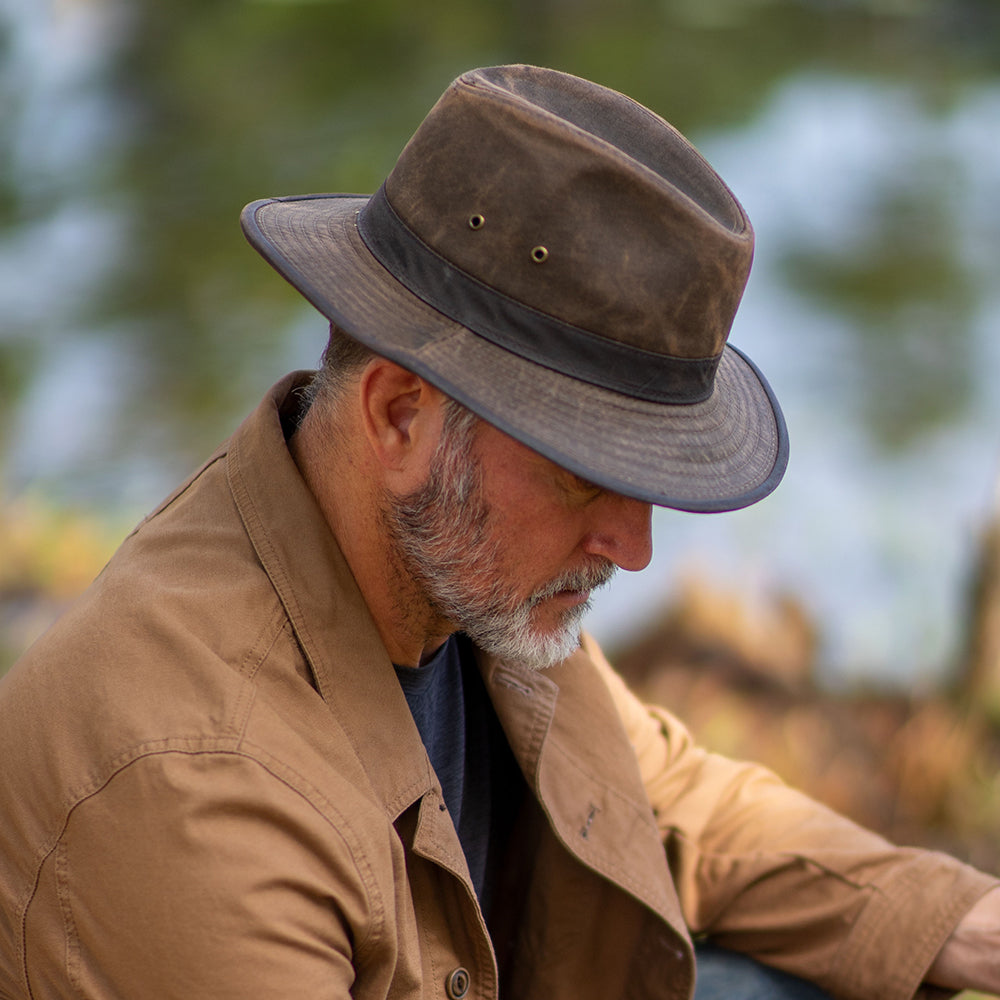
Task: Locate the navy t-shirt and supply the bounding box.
[394,634,520,918]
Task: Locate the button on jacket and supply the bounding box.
[0,374,995,1000]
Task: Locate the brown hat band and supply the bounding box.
[357,185,721,405]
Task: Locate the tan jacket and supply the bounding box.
[0,374,994,1000]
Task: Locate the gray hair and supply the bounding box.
[299,323,378,413]
[301,323,477,438]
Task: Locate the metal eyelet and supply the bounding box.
[531,245,549,263]
[468,214,485,230]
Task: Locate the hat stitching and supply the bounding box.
[358,184,721,405]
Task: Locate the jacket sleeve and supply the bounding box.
[582,634,1000,1000]
[24,749,379,1000]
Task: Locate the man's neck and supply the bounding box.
[288,406,450,668]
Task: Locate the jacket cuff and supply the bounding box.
[830,852,999,1000]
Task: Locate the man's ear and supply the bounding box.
[358,358,445,482]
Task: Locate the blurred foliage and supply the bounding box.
[3,0,1000,489]
[0,492,125,674]
[783,166,978,448]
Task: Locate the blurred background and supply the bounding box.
[3,0,1000,886]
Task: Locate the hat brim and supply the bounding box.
[242,193,788,513]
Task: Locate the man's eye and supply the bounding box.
[567,475,603,502]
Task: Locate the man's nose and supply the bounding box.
[582,494,653,572]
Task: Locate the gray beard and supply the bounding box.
[382,413,615,670]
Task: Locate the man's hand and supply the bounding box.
[926,886,1000,993]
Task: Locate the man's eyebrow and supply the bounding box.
[560,470,604,499]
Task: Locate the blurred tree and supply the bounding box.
[782,164,976,450]
[2,0,999,489]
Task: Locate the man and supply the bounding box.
[0,64,997,999]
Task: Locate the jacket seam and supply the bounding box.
[229,602,289,743]
[53,844,83,999]
[125,452,229,541]
[226,437,401,825]
[227,439,324,697]
[16,738,237,999]
[238,600,288,684]
[235,738,387,961]
[23,746,384,997]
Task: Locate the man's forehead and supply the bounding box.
[469,416,608,502]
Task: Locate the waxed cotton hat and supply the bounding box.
[241,64,788,512]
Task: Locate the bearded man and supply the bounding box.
[1,64,998,1000]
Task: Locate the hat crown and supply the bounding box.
[381,64,754,361]
[240,64,787,512]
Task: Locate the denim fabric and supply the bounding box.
[694,942,833,1000]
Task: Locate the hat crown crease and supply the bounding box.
[385,65,753,362]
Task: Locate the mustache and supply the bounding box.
[528,560,618,607]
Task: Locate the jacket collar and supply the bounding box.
[225,373,436,819]
[227,374,683,930]
[482,650,687,930]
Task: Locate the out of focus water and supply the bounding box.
[3,0,1000,687]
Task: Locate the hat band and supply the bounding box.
[357,185,720,404]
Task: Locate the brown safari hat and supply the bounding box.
[241,64,788,512]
